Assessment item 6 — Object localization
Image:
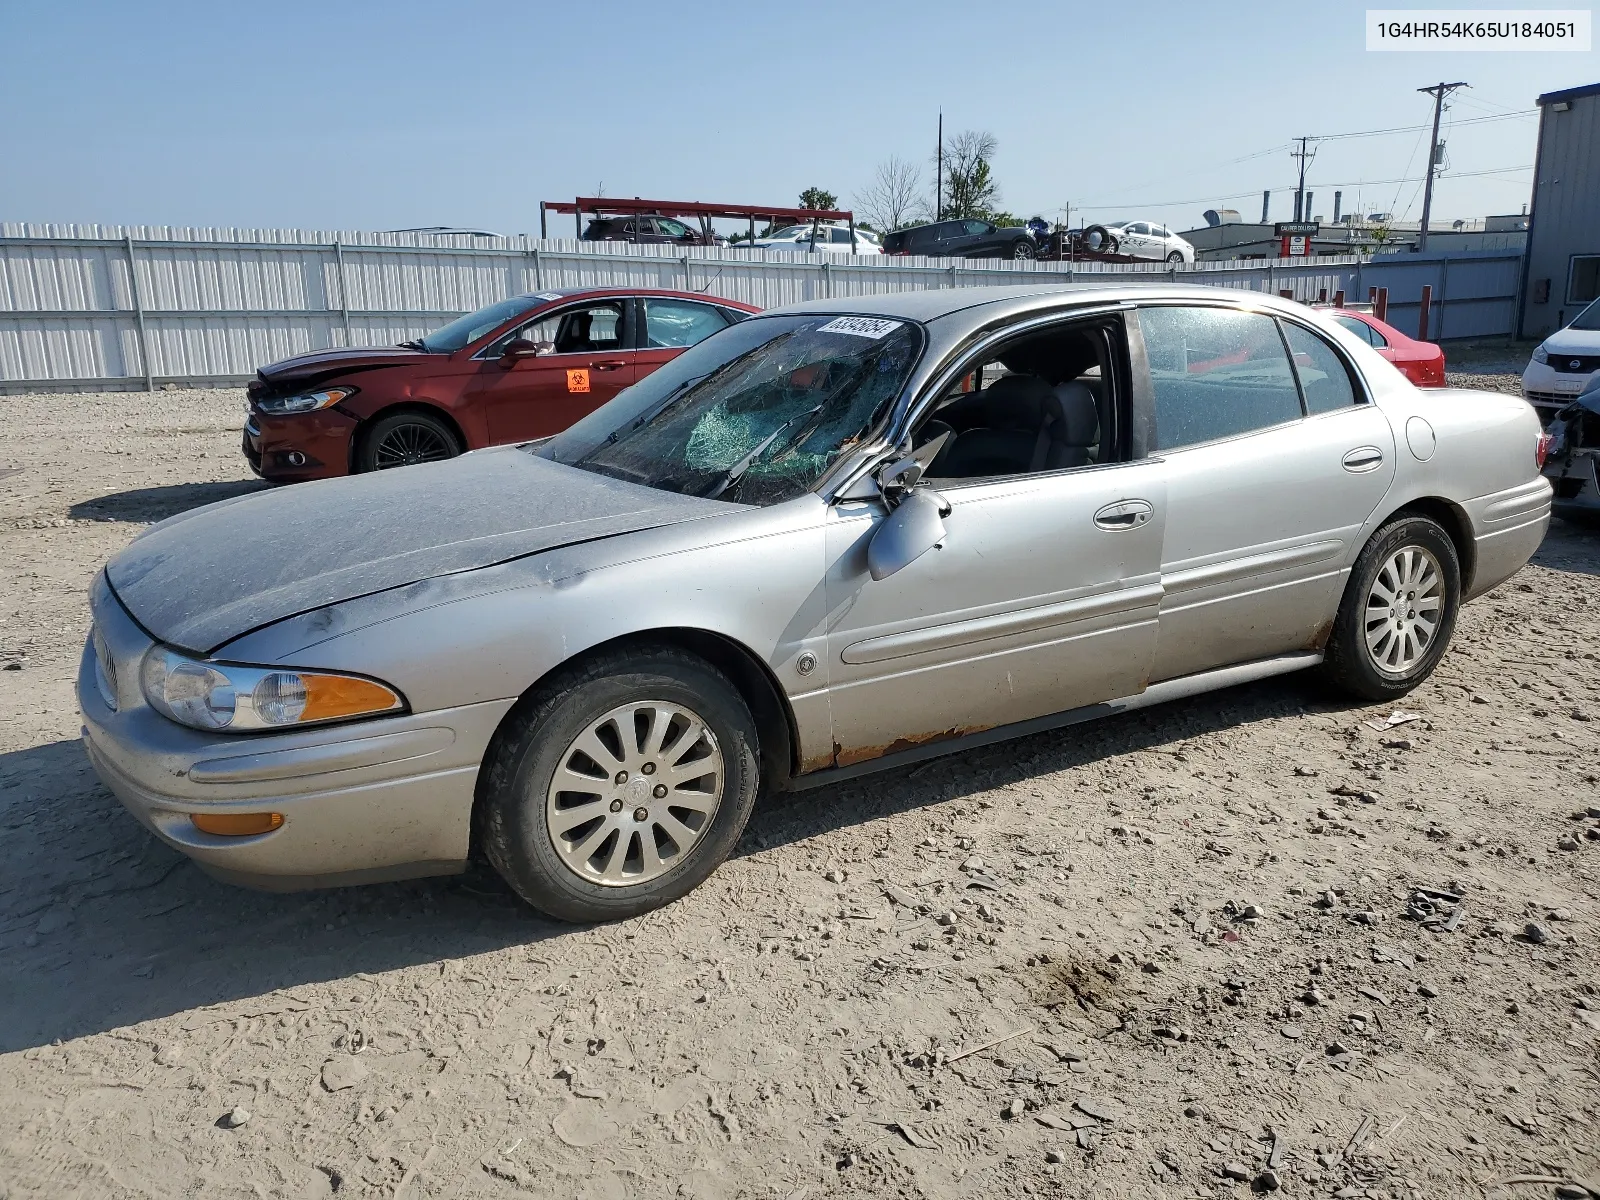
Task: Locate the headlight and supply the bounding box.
[255,387,355,416]
[139,647,404,732]
[1532,344,1549,366]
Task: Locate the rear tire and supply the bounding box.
[479,647,760,923]
[356,410,462,473]
[1320,515,1460,701]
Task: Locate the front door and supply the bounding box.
[822,461,1167,767]
[1136,304,1398,681]
[468,299,636,445]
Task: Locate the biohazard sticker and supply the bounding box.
[566,368,590,393]
[816,316,903,339]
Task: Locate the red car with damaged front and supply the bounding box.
[244,288,760,481]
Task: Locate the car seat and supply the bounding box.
[935,374,1053,477]
[1040,381,1100,469]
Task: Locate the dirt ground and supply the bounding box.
[2,379,1598,1200]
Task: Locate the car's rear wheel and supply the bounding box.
[357,410,462,473]
[1012,239,1037,261]
[479,647,760,923]
[1165,250,1185,264]
[1320,514,1460,701]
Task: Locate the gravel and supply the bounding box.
[1,387,1598,1197]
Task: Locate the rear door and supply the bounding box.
[1136,304,1396,681]
[630,296,735,383]
[466,299,637,444]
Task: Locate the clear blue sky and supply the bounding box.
[1,0,1593,235]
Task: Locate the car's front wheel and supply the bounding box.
[479,647,760,922]
[1321,514,1461,701]
[357,410,462,473]
[1012,239,1037,261]
[1165,250,1185,264]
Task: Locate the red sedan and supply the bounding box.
[244,288,760,482]
[1331,309,1446,388]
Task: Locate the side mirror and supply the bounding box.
[867,488,949,581]
[875,429,952,506]
[499,338,539,367]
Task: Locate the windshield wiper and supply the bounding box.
[701,403,825,500]
[399,339,426,351]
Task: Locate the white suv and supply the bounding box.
[1523,297,1600,422]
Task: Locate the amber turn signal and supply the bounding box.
[300,674,402,723]
[191,811,285,836]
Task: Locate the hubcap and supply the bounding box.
[1363,546,1444,675]
[545,701,723,887]
[373,423,453,469]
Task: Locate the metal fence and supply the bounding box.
[0,223,1525,392]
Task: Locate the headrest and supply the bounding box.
[1048,381,1100,446]
[984,374,1054,430]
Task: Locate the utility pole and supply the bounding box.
[1290,137,1316,223]
[1417,81,1467,251]
[935,111,943,221]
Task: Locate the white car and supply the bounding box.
[749,224,883,255]
[1096,220,1195,264]
[1522,297,1600,422]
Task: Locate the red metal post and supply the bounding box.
[1279,289,1293,299]
[1375,288,1389,323]
[1333,290,1345,307]
[1417,284,1432,341]
[1318,288,1328,303]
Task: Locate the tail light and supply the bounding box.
[1536,432,1555,470]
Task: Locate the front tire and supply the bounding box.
[1165,250,1185,264]
[1320,515,1460,701]
[1012,239,1037,261]
[356,410,462,473]
[479,647,760,923]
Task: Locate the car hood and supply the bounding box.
[257,344,431,385]
[105,447,738,653]
[1543,330,1600,357]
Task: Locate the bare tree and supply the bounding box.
[940,130,1000,221]
[856,156,926,231]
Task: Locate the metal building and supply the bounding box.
[1520,81,1600,339]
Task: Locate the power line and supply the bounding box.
[1063,164,1531,214]
[1308,107,1532,142]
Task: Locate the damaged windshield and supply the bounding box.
[537,314,922,505]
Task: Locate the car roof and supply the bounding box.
[515,287,760,311]
[761,282,1318,325]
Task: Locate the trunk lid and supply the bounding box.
[106,447,736,653]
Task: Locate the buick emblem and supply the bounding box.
[1572,360,1584,371]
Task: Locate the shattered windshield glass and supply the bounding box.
[537,314,922,505]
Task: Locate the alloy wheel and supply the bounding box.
[544,701,724,887]
[1363,545,1444,675]
[372,422,454,469]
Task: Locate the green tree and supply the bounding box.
[940,131,1001,221]
[798,187,838,212]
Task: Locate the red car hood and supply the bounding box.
[256,344,431,385]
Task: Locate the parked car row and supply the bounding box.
[88,282,1551,923]
[247,290,1467,484]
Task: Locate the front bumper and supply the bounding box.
[243,406,358,482]
[1523,361,1598,424]
[1545,451,1600,517]
[77,578,514,891]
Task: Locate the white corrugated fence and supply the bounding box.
[0,223,1523,391]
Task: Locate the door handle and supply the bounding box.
[1093,499,1154,531]
[590,359,629,371]
[1342,446,1384,473]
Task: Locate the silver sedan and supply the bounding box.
[79,285,1552,922]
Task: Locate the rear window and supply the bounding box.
[1140,306,1303,450]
